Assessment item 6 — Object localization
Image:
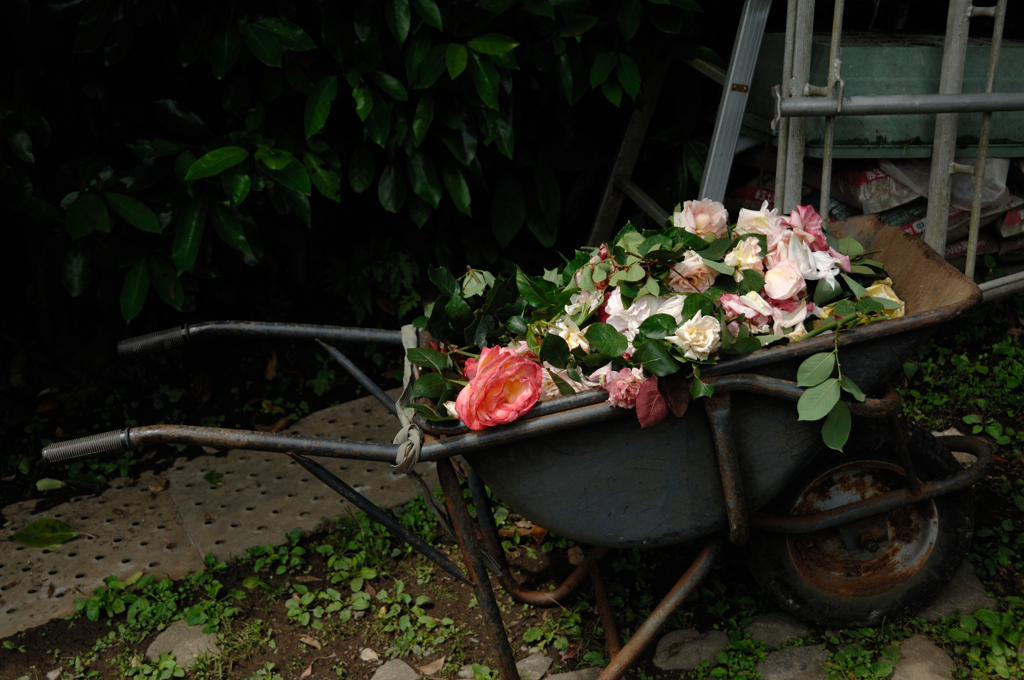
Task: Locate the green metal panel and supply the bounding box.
[745,32,1024,158]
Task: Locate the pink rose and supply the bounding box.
[674,199,729,240]
[719,292,773,332]
[455,346,543,431]
[763,260,806,301]
[829,247,852,273]
[463,357,479,379]
[600,367,645,409]
[785,204,828,252]
[664,250,717,294]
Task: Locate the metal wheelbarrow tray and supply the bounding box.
[40,215,994,680]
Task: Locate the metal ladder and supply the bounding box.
[773,0,1024,300]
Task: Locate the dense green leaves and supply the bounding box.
[406,149,442,208]
[467,33,519,55]
[305,76,338,138]
[243,24,283,67]
[172,199,206,273]
[386,0,412,46]
[468,53,500,109]
[206,28,241,79]
[411,0,443,29]
[446,44,468,79]
[492,175,525,246]
[209,203,251,255]
[67,194,110,240]
[349,144,376,193]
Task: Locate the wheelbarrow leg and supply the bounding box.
[464,465,610,605]
[437,459,519,680]
[595,538,724,680]
[705,394,750,544]
[588,562,622,658]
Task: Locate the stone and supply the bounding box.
[517,653,553,680]
[917,561,996,621]
[756,646,829,680]
[458,665,474,679]
[652,629,729,671]
[145,619,220,670]
[547,669,601,680]
[892,635,954,680]
[744,613,811,648]
[46,669,63,680]
[361,648,381,662]
[371,659,420,680]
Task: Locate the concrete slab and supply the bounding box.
[145,618,220,669]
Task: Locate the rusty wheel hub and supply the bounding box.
[787,459,939,598]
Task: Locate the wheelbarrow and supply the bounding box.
[41,214,993,680]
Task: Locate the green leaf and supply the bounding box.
[121,259,150,323]
[73,0,115,53]
[515,267,553,307]
[632,340,681,377]
[586,323,628,356]
[209,203,251,254]
[352,84,373,121]
[36,478,66,492]
[429,265,460,297]
[468,52,500,109]
[412,373,448,399]
[555,53,573,103]
[304,153,341,203]
[221,165,251,205]
[797,379,841,422]
[822,401,851,452]
[305,76,338,138]
[796,352,836,387]
[442,162,471,216]
[840,375,866,402]
[616,54,641,99]
[835,237,865,258]
[349,144,375,193]
[406,149,443,208]
[412,94,435,147]
[378,162,407,213]
[8,130,34,164]
[494,111,514,160]
[468,33,519,55]
[148,258,184,311]
[870,296,903,310]
[412,0,443,29]
[372,71,409,101]
[590,52,619,88]
[242,24,283,67]
[602,78,622,106]
[256,18,316,51]
[636,314,679,340]
[365,92,392,147]
[261,160,312,194]
[833,299,857,320]
[446,43,469,79]
[492,175,526,246]
[173,200,206,273]
[738,269,765,294]
[179,15,211,67]
[206,28,241,80]
[63,247,92,297]
[540,334,571,369]
[185,147,250,181]
[618,0,642,39]
[11,519,77,547]
[386,0,412,46]
[407,347,450,373]
[103,193,160,233]
[417,44,448,88]
[67,194,110,240]
[841,273,869,299]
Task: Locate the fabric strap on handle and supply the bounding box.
[392,325,456,540]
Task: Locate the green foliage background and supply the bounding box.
[3,0,720,349]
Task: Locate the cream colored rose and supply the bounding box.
[667,311,722,361]
[664,250,717,294]
[764,260,805,300]
[724,237,764,281]
[553,316,590,353]
[673,199,729,240]
[735,200,784,246]
[865,278,905,318]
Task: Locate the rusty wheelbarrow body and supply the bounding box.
[41,216,993,680]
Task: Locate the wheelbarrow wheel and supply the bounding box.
[746,423,973,627]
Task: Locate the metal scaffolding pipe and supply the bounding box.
[775,91,1024,120]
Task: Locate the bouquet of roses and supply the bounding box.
[406,200,904,450]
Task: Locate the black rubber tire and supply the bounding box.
[747,422,974,627]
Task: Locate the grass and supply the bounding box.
[4,300,1024,679]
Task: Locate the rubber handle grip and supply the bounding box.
[41,429,132,464]
[118,326,188,358]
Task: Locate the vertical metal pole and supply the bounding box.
[437,459,518,680]
[923,0,973,255]
[818,0,846,222]
[773,0,800,207]
[699,0,774,203]
[965,0,1008,280]
[781,0,816,213]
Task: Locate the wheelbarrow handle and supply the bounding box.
[117,321,404,358]
[41,429,132,464]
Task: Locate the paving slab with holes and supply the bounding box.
[0,389,436,639]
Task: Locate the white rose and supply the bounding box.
[764,261,805,300]
[772,303,808,336]
[655,295,687,325]
[735,200,784,247]
[667,311,722,362]
[724,237,764,282]
[604,289,661,342]
[553,316,590,353]
[564,289,605,317]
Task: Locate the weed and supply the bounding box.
[522,603,586,653]
[2,640,26,653]
[940,606,1024,678]
[246,662,285,680]
[371,580,459,658]
[125,652,185,680]
[285,584,350,629]
[249,528,307,575]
